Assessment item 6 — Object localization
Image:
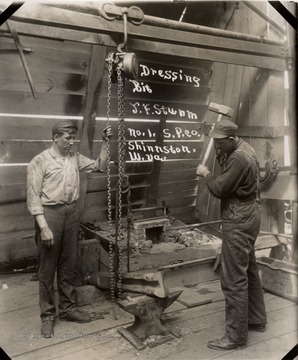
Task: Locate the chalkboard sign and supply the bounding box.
[97,55,212,162]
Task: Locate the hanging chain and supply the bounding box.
[116,65,126,299]
[106,51,130,300]
[106,52,115,303]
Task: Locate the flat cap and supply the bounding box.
[52,120,78,135]
[209,119,238,139]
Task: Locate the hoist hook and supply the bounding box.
[117,7,128,53]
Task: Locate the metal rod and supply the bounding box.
[171,220,222,231]
[158,256,217,270]
[259,231,293,238]
[143,14,284,46]
[44,2,285,46]
[243,1,285,35]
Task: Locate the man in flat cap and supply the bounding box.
[196,119,267,350]
[27,120,112,338]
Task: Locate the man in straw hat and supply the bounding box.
[196,119,267,350]
[27,120,112,338]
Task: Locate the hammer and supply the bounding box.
[201,102,233,165]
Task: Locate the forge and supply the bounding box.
[131,217,171,244]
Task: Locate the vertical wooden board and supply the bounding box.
[267,1,287,40]
[222,2,247,122]
[246,1,268,38]
[237,67,251,128]
[249,67,269,127]
[268,71,286,167]
[268,71,285,127]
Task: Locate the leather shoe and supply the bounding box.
[248,323,266,332]
[60,309,91,323]
[207,335,246,350]
[41,320,54,338]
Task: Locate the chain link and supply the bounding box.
[116,65,126,299]
[106,53,128,300]
[106,52,115,303]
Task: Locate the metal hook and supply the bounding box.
[120,7,128,52]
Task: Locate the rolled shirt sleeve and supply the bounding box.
[76,152,104,173]
[27,156,45,215]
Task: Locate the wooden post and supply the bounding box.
[146,114,167,208]
[78,45,107,219]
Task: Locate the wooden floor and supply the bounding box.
[0,273,297,360]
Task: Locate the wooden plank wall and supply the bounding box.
[195,2,293,243]
[0,34,211,266]
[0,36,93,265]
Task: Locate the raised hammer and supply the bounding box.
[201,102,233,165]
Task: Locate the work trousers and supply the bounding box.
[36,202,79,321]
[220,200,267,344]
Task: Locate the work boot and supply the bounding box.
[60,309,91,323]
[41,320,54,338]
[248,323,266,332]
[207,335,246,350]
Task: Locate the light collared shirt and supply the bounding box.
[27,149,101,215]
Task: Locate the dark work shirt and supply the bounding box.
[205,139,258,201]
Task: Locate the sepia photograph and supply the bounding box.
[0,1,297,359]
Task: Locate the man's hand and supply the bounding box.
[102,125,112,141]
[196,164,210,178]
[40,226,54,247]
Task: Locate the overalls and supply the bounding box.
[207,140,267,344]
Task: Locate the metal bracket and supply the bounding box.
[99,3,144,25]
[100,3,143,68]
[260,159,279,191]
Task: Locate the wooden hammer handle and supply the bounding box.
[202,113,222,165]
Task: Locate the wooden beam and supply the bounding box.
[0,24,286,71]
[78,45,107,219]
[43,1,285,46]
[0,20,287,72]
[0,2,288,71]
